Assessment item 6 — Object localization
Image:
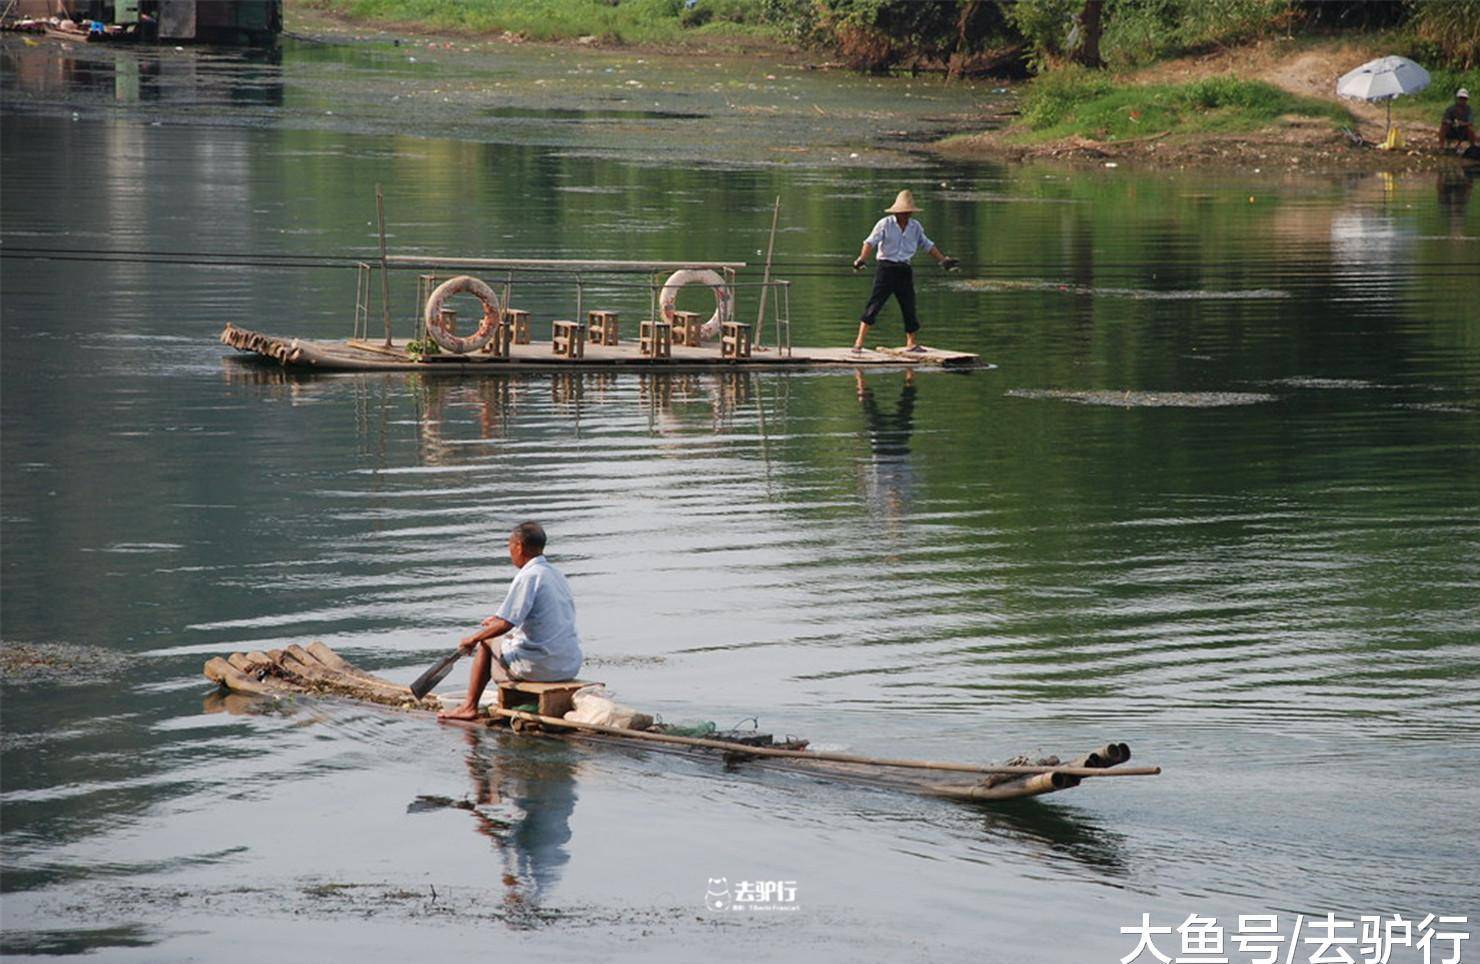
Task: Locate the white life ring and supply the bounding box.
[423,275,502,354]
[659,269,733,341]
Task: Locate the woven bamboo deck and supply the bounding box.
[220,324,981,372]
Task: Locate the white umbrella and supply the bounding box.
[1336,55,1431,134]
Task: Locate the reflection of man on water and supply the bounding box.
[856,370,918,520]
[458,729,578,909]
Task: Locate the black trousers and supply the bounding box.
[860,261,919,334]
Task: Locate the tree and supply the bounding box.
[1068,0,1106,68]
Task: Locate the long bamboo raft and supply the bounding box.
[220,237,983,372]
[220,325,980,372]
[204,643,1159,804]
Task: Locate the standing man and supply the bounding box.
[1439,88,1474,148]
[437,522,583,722]
[851,190,958,354]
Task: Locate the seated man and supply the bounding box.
[438,521,582,722]
[1440,88,1474,148]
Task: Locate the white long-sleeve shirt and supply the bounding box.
[865,216,934,263]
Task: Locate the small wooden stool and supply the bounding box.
[640,319,672,359]
[721,321,752,360]
[670,310,701,348]
[552,319,585,358]
[481,320,512,358]
[587,310,620,346]
[497,678,599,718]
[503,309,531,345]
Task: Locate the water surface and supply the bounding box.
[2,35,1478,963]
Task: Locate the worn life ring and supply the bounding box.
[659,269,733,341]
[423,275,502,354]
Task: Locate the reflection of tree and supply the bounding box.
[0,40,283,105]
[459,728,579,912]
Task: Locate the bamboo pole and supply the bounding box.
[928,769,1081,802]
[386,256,747,272]
[376,184,392,347]
[755,195,780,348]
[203,643,1160,782]
[482,704,1158,779]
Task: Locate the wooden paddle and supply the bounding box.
[409,647,465,700]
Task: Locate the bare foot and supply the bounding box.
[437,704,481,722]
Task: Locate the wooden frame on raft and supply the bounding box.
[204,644,1159,803]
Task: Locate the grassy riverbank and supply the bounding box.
[1013,70,1348,144]
[291,0,786,47]
[939,36,1480,171]
[286,1,1480,173]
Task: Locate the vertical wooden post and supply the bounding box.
[755,195,780,349]
[376,184,392,347]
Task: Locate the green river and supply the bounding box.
[1,33,1477,963]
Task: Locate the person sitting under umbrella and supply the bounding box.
[1440,88,1474,148]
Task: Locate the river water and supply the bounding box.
[2,35,1478,964]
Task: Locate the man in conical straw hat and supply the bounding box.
[851,189,958,353]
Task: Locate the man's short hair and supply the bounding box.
[511,521,547,555]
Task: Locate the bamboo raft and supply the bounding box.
[220,201,983,373]
[204,643,1159,804]
[220,324,981,373]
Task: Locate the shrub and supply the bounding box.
[1021,64,1115,127]
[1407,0,1480,69]
[1005,0,1079,70]
[1179,76,1282,110]
[1009,0,1294,71]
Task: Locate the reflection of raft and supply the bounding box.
[204,643,1159,804]
[220,324,981,372]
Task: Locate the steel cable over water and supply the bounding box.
[4,246,1477,282]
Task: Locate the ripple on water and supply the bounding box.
[1005,389,1278,408]
[955,279,1291,300]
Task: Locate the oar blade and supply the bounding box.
[409,649,462,700]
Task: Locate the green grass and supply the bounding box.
[1012,69,1353,144]
[297,0,782,45]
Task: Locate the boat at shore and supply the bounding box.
[204,643,1159,804]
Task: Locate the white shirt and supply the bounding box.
[865,216,934,263]
[495,555,582,680]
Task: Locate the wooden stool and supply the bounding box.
[552,319,584,359]
[587,310,620,346]
[497,678,599,718]
[503,309,531,345]
[670,310,701,348]
[481,320,512,358]
[721,321,752,360]
[437,307,458,335]
[640,319,672,359]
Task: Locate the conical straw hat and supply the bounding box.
[884,190,920,213]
